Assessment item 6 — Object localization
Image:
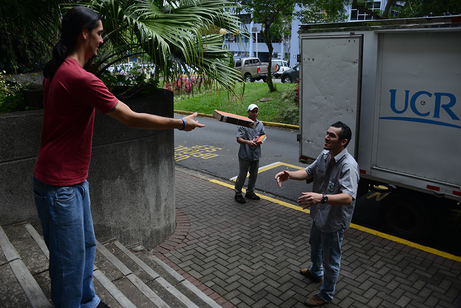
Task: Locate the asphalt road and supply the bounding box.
[173,113,312,202]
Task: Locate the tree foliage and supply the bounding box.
[305,0,461,20]
[1,0,244,94]
[296,0,348,23]
[241,0,461,93]
[84,0,243,92]
[241,0,306,92]
[0,0,62,73]
[388,0,461,18]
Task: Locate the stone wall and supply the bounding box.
[0,89,176,248]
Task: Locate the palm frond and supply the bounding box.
[84,0,243,94]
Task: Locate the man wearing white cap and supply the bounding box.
[234,104,266,203]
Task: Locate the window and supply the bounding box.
[350,1,382,21]
[240,14,251,24]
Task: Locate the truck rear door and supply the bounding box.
[299,34,362,162]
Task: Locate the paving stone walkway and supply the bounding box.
[153,168,461,308]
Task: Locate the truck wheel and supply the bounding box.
[282,75,292,83]
[379,192,433,241]
[245,74,254,82]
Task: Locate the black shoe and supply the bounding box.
[235,194,247,203]
[245,193,260,200]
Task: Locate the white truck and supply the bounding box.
[271,59,291,78]
[297,16,461,241]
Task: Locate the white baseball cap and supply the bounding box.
[248,104,258,111]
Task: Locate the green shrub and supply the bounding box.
[275,84,299,125]
[0,71,36,113]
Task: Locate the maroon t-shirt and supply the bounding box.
[34,58,118,186]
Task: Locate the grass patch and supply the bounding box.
[173,82,299,125]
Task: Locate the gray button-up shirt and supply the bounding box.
[305,148,360,232]
[237,120,266,161]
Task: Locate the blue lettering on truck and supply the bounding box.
[380,89,461,129]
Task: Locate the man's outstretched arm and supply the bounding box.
[108,101,205,131]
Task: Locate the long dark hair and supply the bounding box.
[43,6,101,79]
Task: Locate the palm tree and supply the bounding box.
[1,0,244,93]
[83,0,245,93]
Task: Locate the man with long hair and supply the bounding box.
[33,6,204,307]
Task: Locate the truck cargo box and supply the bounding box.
[297,16,461,240]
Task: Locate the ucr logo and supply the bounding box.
[389,89,460,121]
[381,90,461,129]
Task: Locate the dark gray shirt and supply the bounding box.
[237,120,265,161]
[305,148,360,232]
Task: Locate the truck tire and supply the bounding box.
[379,191,433,241]
[245,73,255,82]
[282,75,292,83]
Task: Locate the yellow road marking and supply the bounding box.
[208,178,461,263]
[230,161,305,182]
[175,145,222,162]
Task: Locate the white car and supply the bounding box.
[271,59,291,78]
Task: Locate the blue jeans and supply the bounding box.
[235,157,259,195]
[33,177,100,308]
[308,221,345,303]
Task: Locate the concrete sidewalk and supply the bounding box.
[153,167,461,308]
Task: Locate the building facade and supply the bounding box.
[224,1,389,67]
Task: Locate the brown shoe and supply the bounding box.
[299,268,323,282]
[304,294,326,306]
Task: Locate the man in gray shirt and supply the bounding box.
[275,121,359,307]
[235,104,266,204]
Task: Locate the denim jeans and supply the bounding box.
[33,177,100,308]
[309,221,345,303]
[234,157,259,195]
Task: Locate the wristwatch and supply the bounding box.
[321,194,328,204]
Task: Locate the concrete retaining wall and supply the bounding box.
[0,89,176,248]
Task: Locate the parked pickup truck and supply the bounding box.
[234,57,276,82]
